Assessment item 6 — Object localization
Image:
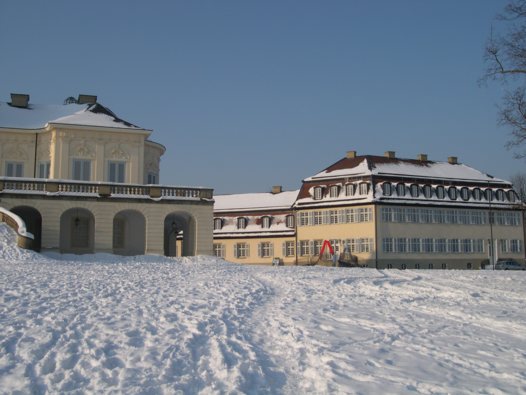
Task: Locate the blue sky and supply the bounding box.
[0,0,519,194]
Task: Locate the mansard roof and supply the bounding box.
[214,190,299,213]
[0,101,148,132]
[305,154,507,184]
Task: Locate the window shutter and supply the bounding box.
[309,240,314,255]
[233,244,238,258]
[246,244,250,257]
[282,242,286,257]
[270,243,274,257]
[323,211,330,225]
[258,243,262,258]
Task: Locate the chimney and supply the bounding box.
[384,151,396,159]
[77,94,97,104]
[10,93,30,108]
[346,150,357,159]
[448,156,458,165]
[271,185,283,194]
[417,153,428,161]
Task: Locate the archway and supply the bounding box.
[60,208,95,254]
[11,206,42,252]
[113,210,146,255]
[163,212,196,257]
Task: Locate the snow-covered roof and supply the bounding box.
[214,190,299,212]
[0,101,148,131]
[306,155,507,183]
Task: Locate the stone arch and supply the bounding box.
[113,209,146,256]
[60,208,95,254]
[163,211,196,257]
[10,206,42,252]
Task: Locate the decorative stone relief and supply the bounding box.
[2,142,28,160]
[70,139,96,158]
[108,144,130,160]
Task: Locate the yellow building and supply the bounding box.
[0,93,213,256]
[214,151,525,269]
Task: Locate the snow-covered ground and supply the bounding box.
[1,224,526,394]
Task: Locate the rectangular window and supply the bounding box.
[313,240,323,256]
[474,239,484,253]
[360,238,372,253]
[38,161,50,178]
[298,212,310,227]
[382,207,392,222]
[147,172,158,184]
[406,208,419,223]
[284,241,295,257]
[213,243,225,258]
[420,208,433,223]
[383,238,394,253]
[5,161,23,177]
[313,211,323,226]
[511,239,523,253]
[410,238,421,253]
[423,238,434,253]
[108,161,126,183]
[72,159,91,181]
[461,239,473,253]
[458,210,470,225]
[435,238,447,253]
[448,239,460,253]
[433,209,445,224]
[234,243,249,258]
[329,210,339,224]
[299,240,311,256]
[393,208,403,222]
[396,238,407,253]
[446,210,458,224]
[259,242,273,258]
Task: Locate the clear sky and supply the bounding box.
[0,0,520,194]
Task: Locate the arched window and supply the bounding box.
[448,187,458,200]
[396,183,406,197]
[496,189,505,201]
[473,188,482,201]
[485,189,494,201]
[460,187,470,201]
[237,217,247,229]
[436,186,445,199]
[213,218,223,230]
[261,216,271,229]
[423,184,432,199]
[329,185,340,198]
[286,214,295,228]
[313,186,323,200]
[508,190,518,203]
[359,183,369,195]
[410,184,419,198]
[382,182,392,196]
[345,184,356,196]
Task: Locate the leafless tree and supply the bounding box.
[484,1,526,158]
[511,172,526,202]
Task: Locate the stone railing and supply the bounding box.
[0,178,214,201]
[0,207,35,250]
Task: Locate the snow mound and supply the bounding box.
[0,223,44,262]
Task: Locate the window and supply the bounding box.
[420,208,433,223]
[396,238,407,253]
[461,239,473,253]
[298,212,309,227]
[329,210,339,224]
[345,184,356,196]
[147,172,158,184]
[72,159,91,181]
[423,184,432,198]
[283,241,295,257]
[234,243,249,258]
[383,238,394,253]
[213,243,225,258]
[473,188,482,201]
[406,208,418,223]
[410,238,421,253]
[396,183,406,196]
[441,263,447,270]
[313,187,323,200]
[329,185,340,198]
[460,187,470,201]
[313,211,323,226]
[286,215,295,228]
[433,209,445,224]
[261,216,271,229]
[436,186,445,199]
[447,239,460,253]
[299,240,311,256]
[359,183,369,195]
[448,187,458,200]
[428,263,434,269]
[329,239,341,254]
[38,161,50,178]
[508,190,518,203]
[415,263,420,269]
[259,242,273,257]
[237,217,247,229]
[213,218,223,230]
[410,184,419,197]
[511,239,523,253]
[108,161,126,183]
[496,189,505,201]
[5,161,23,177]
[435,239,446,253]
[485,189,494,201]
[313,240,323,255]
[446,210,458,224]
[382,182,392,196]
[382,207,392,222]
[423,238,434,253]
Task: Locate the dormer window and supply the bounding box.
[460,187,470,201]
[410,184,419,198]
[286,214,295,228]
[261,216,271,229]
[448,187,458,200]
[485,189,494,202]
[508,190,518,203]
[329,185,340,198]
[237,217,247,229]
[359,183,369,195]
[473,188,482,201]
[382,182,392,196]
[313,186,323,200]
[345,184,356,196]
[213,218,223,230]
[436,186,445,199]
[496,189,505,201]
[423,184,432,199]
[396,183,406,197]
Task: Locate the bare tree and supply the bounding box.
[484,1,526,158]
[511,172,526,202]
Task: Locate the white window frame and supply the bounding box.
[259,242,273,258]
[329,185,340,198]
[237,217,247,229]
[38,161,50,178]
[108,160,126,183]
[359,183,369,195]
[286,215,295,228]
[213,243,225,258]
[261,216,271,229]
[313,186,323,200]
[234,243,249,258]
[213,218,223,230]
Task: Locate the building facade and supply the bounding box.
[213,151,525,269]
[0,93,213,256]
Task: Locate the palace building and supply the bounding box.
[213,151,525,269]
[0,93,213,256]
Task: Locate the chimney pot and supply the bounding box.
[417,153,428,161]
[271,185,283,194]
[448,156,458,165]
[346,150,357,159]
[10,93,30,108]
[77,94,97,104]
[384,151,396,159]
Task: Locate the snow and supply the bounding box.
[1,223,526,394]
[214,191,299,212]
